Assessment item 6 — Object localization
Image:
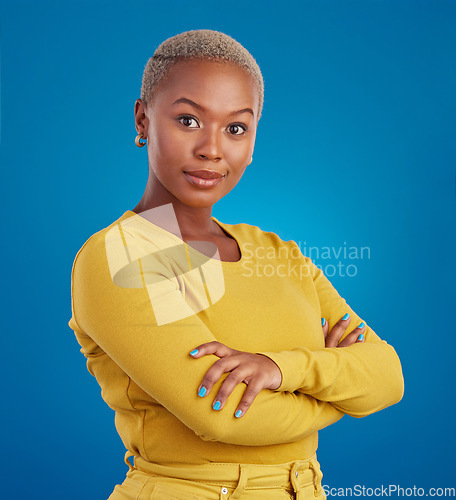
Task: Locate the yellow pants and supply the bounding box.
[107,449,327,499]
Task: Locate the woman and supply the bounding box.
[68,29,404,499]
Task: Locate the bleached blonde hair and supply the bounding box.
[140,29,264,122]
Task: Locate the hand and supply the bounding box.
[189,341,282,418]
[322,313,366,348]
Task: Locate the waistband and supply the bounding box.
[124,450,325,499]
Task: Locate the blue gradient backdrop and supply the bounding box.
[1,1,455,498]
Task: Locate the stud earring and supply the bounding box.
[248,157,253,165]
[135,133,146,148]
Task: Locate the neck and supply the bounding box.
[132,178,218,238]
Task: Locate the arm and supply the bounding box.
[256,249,404,418]
[69,229,344,447]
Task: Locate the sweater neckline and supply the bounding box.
[123,210,246,268]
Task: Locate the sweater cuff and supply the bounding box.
[255,347,317,393]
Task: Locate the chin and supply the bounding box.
[174,184,227,208]
[179,196,222,209]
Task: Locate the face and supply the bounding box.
[134,59,259,210]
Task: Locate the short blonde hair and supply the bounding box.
[140,29,264,122]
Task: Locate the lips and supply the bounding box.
[183,170,225,179]
[183,171,225,188]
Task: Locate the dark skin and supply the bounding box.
[132,59,257,261]
[133,59,366,419]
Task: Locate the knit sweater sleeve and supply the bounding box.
[69,227,344,448]
[256,247,404,418]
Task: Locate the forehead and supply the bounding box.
[156,59,259,113]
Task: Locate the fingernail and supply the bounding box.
[321,317,326,326]
[213,401,221,411]
[358,322,365,329]
[190,349,198,356]
[342,313,350,320]
[198,386,206,397]
[358,333,364,341]
[235,410,242,418]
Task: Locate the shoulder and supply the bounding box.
[71,211,189,286]
[70,211,138,279]
[217,217,305,259]
[72,211,132,258]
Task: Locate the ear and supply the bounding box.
[134,99,149,138]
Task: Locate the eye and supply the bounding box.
[227,123,247,136]
[178,115,199,128]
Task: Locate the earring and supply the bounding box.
[248,157,253,165]
[135,133,146,148]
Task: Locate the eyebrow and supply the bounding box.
[172,97,254,118]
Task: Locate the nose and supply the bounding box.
[194,126,222,161]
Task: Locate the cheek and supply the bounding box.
[228,145,252,172]
[149,137,186,175]
[223,139,252,165]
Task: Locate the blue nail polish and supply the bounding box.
[198,386,206,397]
[342,313,350,320]
[358,322,365,329]
[213,401,221,411]
[358,333,364,341]
[321,317,326,326]
[235,410,242,418]
[190,349,198,356]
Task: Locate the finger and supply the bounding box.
[197,356,240,399]
[233,379,264,419]
[355,322,366,343]
[189,341,234,359]
[321,317,329,338]
[210,368,251,412]
[325,313,352,348]
[338,322,366,347]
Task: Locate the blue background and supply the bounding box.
[1,0,455,498]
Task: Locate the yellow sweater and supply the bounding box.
[68,209,404,466]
